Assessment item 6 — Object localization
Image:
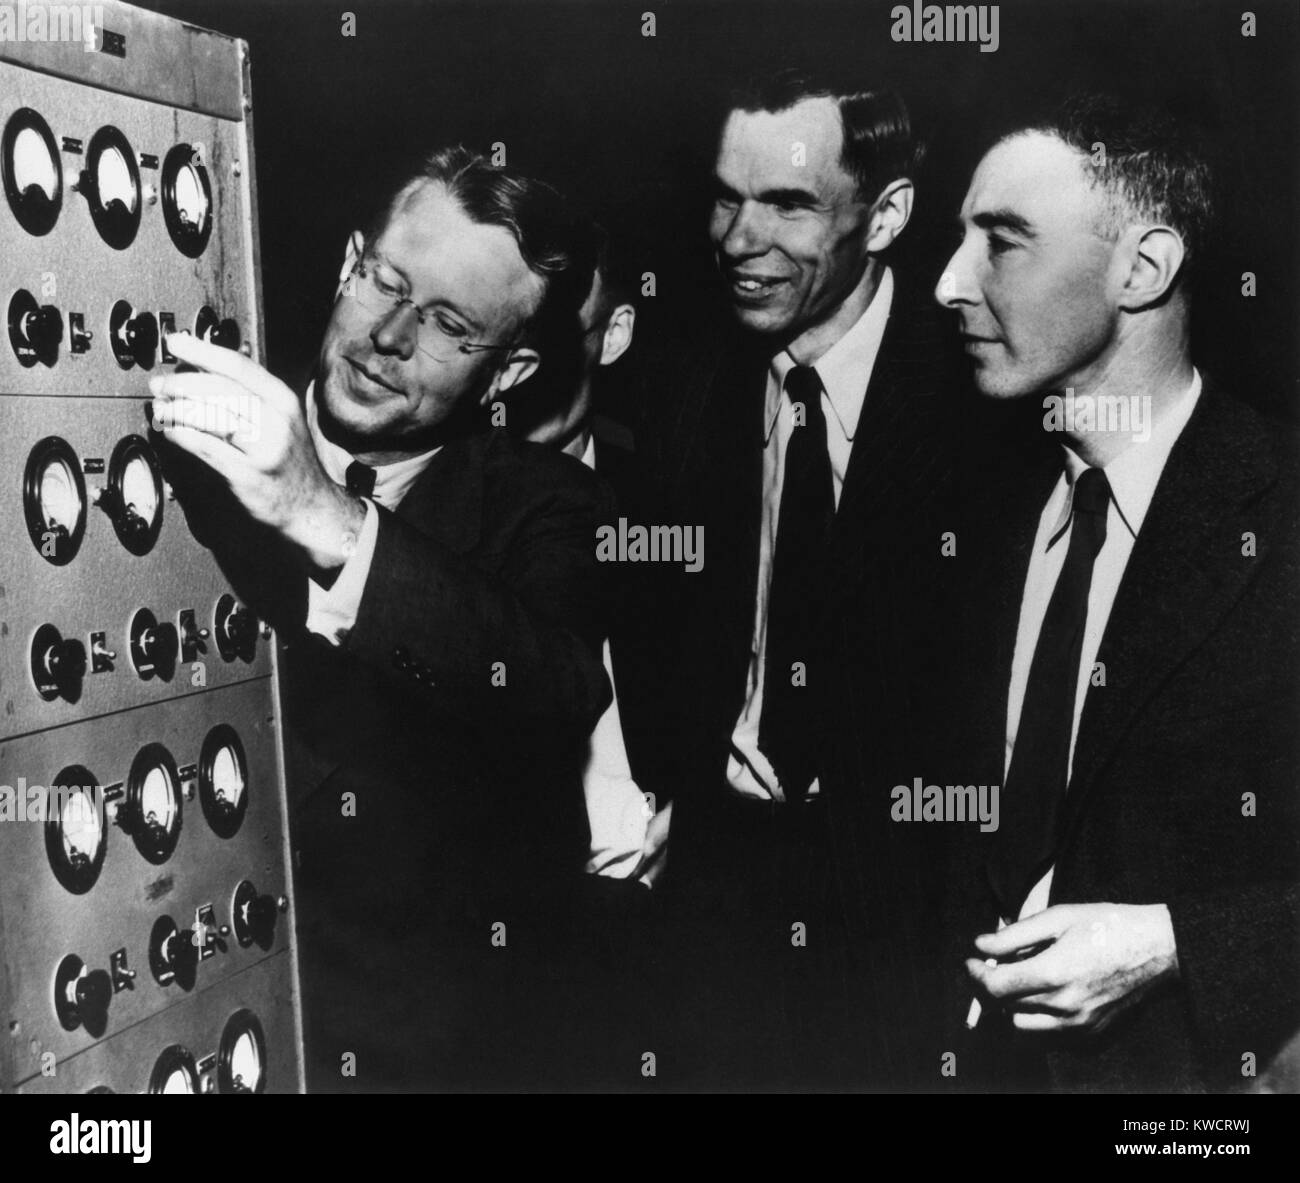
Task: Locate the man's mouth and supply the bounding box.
[726,271,788,301]
[345,357,404,396]
[959,333,1001,350]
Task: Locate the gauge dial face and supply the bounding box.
[149,1046,198,1094]
[44,765,105,893]
[108,435,163,554]
[200,724,249,837]
[25,438,87,564]
[57,786,103,869]
[127,743,182,864]
[84,126,141,249]
[162,143,213,256]
[120,452,160,524]
[11,126,58,198]
[3,109,62,235]
[219,1010,267,1093]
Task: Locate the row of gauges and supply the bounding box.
[53,883,283,1042]
[80,1011,270,1095]
[3,108,213,254]
[10,291,240,369]
[44,725,252,895]
[111,1010,268,1094]
[32,594,260,704]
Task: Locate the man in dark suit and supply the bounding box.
[639,68,963,1089]
[146,146,612,1091]
[935,95,1300,1092]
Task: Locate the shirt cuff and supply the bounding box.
[305,498,380,646]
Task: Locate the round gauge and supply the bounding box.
[82,126,141,249]
[161,143,212,257]
[44,765,105,894]
[149,1045,199,1094]
[24,436,88,565]
[199,724,248,838]
[218,1009,267,1094]
[126,742,182,864]
[107,435,163,554]
[2,108,62,235]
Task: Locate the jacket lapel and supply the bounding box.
[1060,381,1279,843]
[391,430,486,555]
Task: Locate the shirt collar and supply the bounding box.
[764,265,895,444]
[1049,368,1203,547]
[305,380,441,506]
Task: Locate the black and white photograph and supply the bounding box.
[1,0,1297,1148]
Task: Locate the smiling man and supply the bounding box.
[147,146,611,1091]
[936,95,1300,1092]
[639,67,963,1089]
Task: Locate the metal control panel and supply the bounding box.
[1,1,301,1095]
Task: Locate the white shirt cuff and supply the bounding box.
[305,498,380,646]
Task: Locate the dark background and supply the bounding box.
[140,0,1299,420]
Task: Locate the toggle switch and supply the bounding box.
[54,955,112,1037]
[109,947,135,993]
[90,632,116,673]
[9,288,63,367]
[178,609,209,662]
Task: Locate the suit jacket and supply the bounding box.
[168,423,613,1091]
[631,275,970,1086]
[938,378,1300,1093]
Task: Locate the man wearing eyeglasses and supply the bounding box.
[147,146,612,1091]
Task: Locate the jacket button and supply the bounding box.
[391,646,410,670]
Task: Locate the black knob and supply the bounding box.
[212,318,241,350]
[124,311,158,366]
[74,969,112,1030]
[247,893,276,939]
[226,604,256,648]
[23,303,64,356]
[46,636,87,681]
[141,621,178,667]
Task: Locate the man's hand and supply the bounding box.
[965,902,1179,1033]
[147,332,365,575]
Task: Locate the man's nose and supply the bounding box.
[717,201,766,260]
[934,239,979,310]
[371,302,419,359]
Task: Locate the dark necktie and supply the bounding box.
[345,460,377,499]
[758,364,835,802]
[988,466,1112,919]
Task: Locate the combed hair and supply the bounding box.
[728,66,923,205]
[1010,93,1216,278]
[367,145,596,349]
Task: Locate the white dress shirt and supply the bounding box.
[1008,370,1203,919]
[725,267,894,802]
[304,382,441,644]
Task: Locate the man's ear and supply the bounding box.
[599,304,636,367]
[864,178,914,253]
[1117,225,1186,311]
[480,347,541,405]
[336,230,366,299]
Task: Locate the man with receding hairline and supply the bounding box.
[935,95,1300,1092]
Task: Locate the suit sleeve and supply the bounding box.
[340,475,612,732]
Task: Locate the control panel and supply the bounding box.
[1,1,302,1095]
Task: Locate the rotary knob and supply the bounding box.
[148,915,198,988]
[232,880,278,949]
[31,623,87,701]
[109,300,158,369]
[54,956,112,1036]
[130,609,179,679]
[214,594,258,662]
[8,289,63,367]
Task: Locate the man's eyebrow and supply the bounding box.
[971,208,1037,238]
[758,186,820,207]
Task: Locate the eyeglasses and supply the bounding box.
[343,253,517,362]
